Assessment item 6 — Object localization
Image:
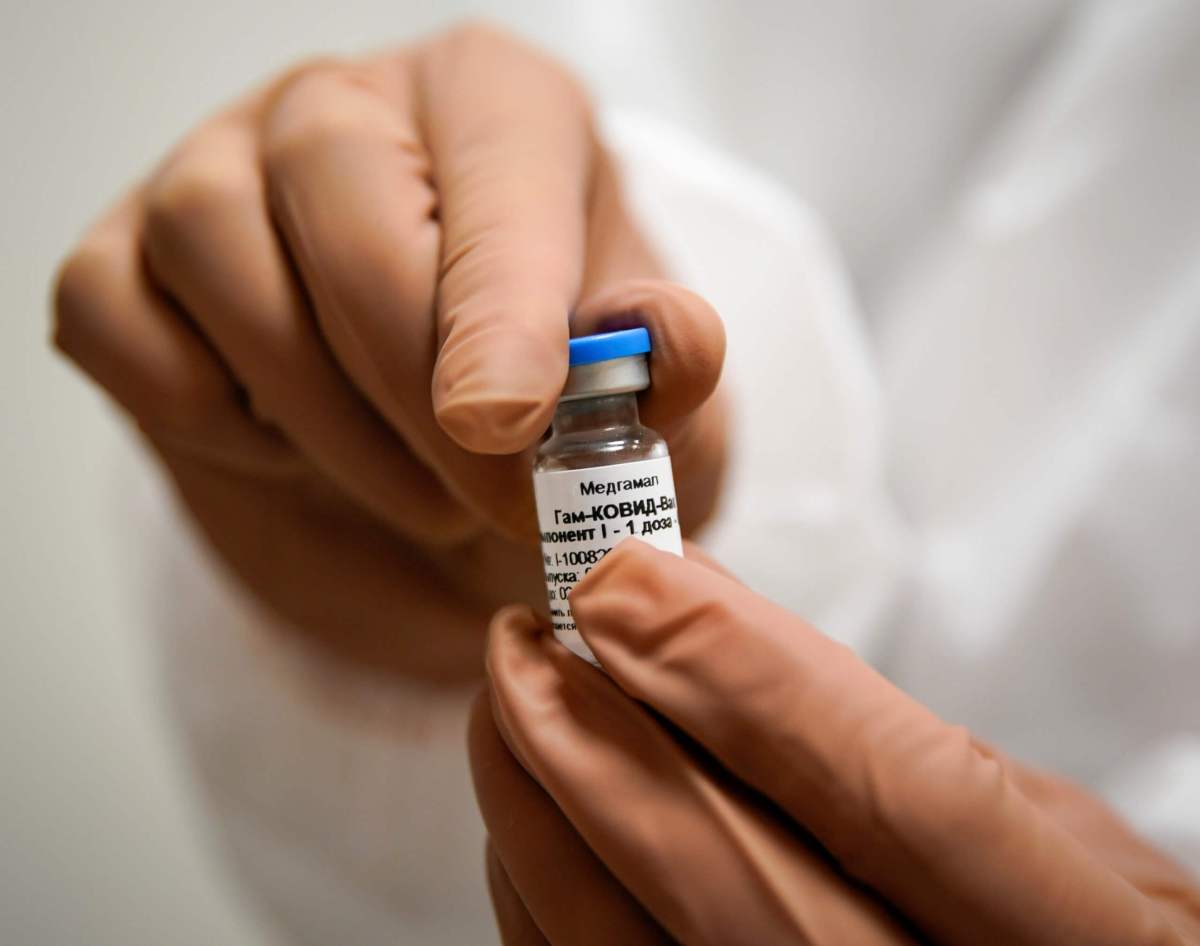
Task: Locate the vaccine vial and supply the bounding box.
[533,328,684,663]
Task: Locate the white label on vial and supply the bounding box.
[533,455,683,664]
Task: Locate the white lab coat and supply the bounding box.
[130,2,1200,942]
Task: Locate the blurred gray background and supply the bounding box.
[1,1,1063,943]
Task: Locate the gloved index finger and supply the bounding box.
[570,541,1177,946]
[417,25,592,455]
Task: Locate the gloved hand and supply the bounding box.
[52,24,726,682]
[470,540,1200,945]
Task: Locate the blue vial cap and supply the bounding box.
[567,328,651,367]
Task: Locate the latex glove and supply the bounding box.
[52,24,726,682]
[470,540,1200,945]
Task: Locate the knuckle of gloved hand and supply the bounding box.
[144,140,250,266]
[55,238,234,437]
[262,62,383,176]
[52,235,121,365]
[849,722,1005,875]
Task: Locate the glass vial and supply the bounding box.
[533,328,683,664]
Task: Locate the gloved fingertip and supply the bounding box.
[570,537,668,602]
[571,540,751,678]
[432,327,565,454]
[574,279,726,424]
[569,540,679,651]
[485,604,552,687]
[435,389,554,454]
[487,603,546,648]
